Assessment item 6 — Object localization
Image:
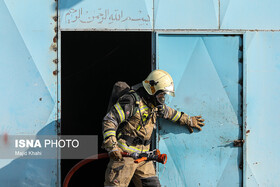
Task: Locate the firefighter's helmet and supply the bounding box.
[142,70,175,97]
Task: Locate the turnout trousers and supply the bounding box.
[104,157,160,187]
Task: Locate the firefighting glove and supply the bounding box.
[187,115,205,133]
[179,114,205,133]
[109,146,123,161]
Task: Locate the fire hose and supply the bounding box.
[63,149,167,187]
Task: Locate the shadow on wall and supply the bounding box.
[0,121,58,187]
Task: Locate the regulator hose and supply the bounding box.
[63,152,129,187]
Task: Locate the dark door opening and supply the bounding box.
[61,31,152,186]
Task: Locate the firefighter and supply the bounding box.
[102,70,205,187]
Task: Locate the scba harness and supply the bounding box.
[115,89,153,147]
[107,82,153,148]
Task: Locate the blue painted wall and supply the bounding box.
[244,32,280,186]
[154,0,219,29]
[59,0,153,30]
[220,0,280,29]
[0,0,58,186]
[1,0,279,186]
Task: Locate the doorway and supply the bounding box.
[61,31,152,186]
